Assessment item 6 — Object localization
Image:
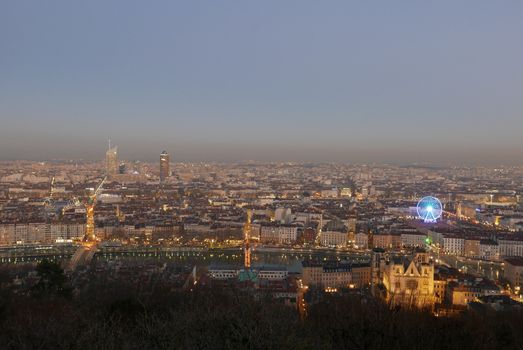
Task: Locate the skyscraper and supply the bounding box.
[105,146,118,176]
[160,150,170,182]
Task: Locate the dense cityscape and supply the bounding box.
[2,147,523,315]
[3,1,523,349]
[3,159,523,349]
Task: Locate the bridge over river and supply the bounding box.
[0,244,370,272]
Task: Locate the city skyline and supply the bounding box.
[3,2,523,348]
[0,142,522,166]
[1,1,523,164]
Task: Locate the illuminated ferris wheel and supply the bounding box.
[417,196,443,223]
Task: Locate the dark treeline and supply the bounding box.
[1,265,523,349]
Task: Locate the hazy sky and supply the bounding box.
[1,1,522,164]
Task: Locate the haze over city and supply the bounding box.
[1,1,523,164]
[5,2,523,349]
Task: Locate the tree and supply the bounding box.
[31,259,72,298]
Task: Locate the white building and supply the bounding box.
[355,232,368,249]
[320,231,347,247]
[208,267,239,280]
[443,235,465,255]
[319,218,347,247]
[257,267,288,280]
[0,223,86,245]
[498,237,523,258]
[401,233,427,248]
[479,239,499,260]
[260,225,299,244]
[209,266,287,281]
[302,260,352,288]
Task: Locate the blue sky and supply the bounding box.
[1,1,522,163]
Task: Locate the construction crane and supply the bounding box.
[65,177,107,271]
[84,176,106,242]
[243,209,253,269]
[43,177,56,218]
[44,177,55,205]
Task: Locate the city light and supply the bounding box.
[417,196,443,223]
[1,1,522,344]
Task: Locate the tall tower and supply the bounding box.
[160,150,170,182]
[105,145,118,176]
[243,209,253,269]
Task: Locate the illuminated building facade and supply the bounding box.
[244,209,252,269]
[504,257,523,291]
[382,253,435,308]
[302,260,371,289]
[319,218,348,247]
[446,279,499,306]
[160,150,170,182]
